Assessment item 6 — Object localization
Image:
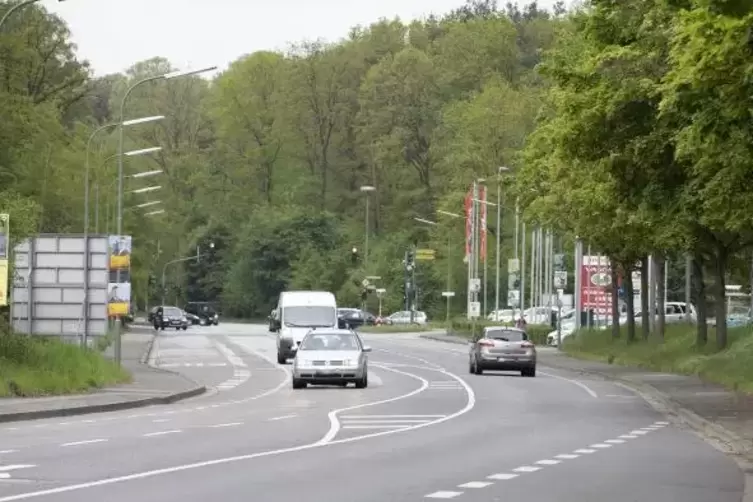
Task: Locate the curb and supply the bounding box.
[420,334,468,345]
[420,334,753,500]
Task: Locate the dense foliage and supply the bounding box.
[2,0,751,349]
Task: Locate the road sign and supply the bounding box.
[554,270,567,288]
[507,289,520,307]
[415,249,436,261]
[554,253,566,271]
[507,258,520,273]
[376,288,386,296]
[442,291,455,297]
[469,301,481,317]
[469,278,481,293]
[362,278,370,287]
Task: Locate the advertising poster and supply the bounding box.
[0,214,8,306]
[107,282,131,316]
[107,235,132,317]
[579,255,612,315]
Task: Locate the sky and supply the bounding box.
[44,0,563,78]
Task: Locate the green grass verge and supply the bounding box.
[563,324,753,392]
[0,333,131,397]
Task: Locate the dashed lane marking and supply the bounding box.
[143,430,181,437]
[0,465,35,480]
[60,439,108,447]
[158,362,228,368]
[0,451,16,455]
[208,423,242,428]
[267,415,297,421]
[424,421,668,499]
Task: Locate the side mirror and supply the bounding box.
[362,346,372,353]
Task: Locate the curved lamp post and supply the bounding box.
[0,0,65,30]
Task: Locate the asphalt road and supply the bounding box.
[0,323,744,502]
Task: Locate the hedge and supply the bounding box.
[448,318,552,346]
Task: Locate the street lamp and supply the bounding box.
[359,185,376,271]
[0,0,64,30]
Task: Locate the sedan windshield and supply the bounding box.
[485,329,527,342]
[299,333,361,351]
[163,308,182,317]
[284,306,336,327]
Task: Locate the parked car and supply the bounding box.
[386,310,428,325]
[185,312,201,325]
[153,306,188,331]
[184,301,219,326]
[337,308,377,329]
[291,329,371,389]
[469,326,536,377]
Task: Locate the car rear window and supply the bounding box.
[485,329,527,342]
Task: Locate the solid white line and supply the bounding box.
[538,370,598,398]
[0,465,35,472]
[487,473,518,480]
[60,439,108,447]
[342,425,408,429]
[267,415,297,421]
[513,466,540,473]
[555,454,579,459]
[341,419,430,424]
[0,350,474,501]
[339,415,444,419]
[425,492,463,499]
[0,450,17,455]
[208,423,242,428]
[143,430,181,437]
[535,459,560,465]
[457,481,492,488]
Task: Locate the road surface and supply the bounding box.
[0,323,743,502]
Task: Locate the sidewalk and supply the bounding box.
[421,333,753,461]
[0,329,206,423]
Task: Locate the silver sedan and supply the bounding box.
[292,329,371,389]
[469,326,537,377]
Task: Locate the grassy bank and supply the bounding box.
[0,333,131,397]
[564,325,753,392]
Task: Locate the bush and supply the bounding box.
[448,318,551,345]
[563,325,753,392]
[0,332,131,397]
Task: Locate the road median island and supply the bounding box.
[0,331,130,398]
[563,324,753,393]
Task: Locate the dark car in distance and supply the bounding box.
[153,306,188,331]
[184,301,219,326]
[337,308,377,329]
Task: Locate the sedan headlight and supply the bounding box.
[342,359,358,368]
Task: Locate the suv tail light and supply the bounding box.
[521,342,534,349]
[478,340,495,348]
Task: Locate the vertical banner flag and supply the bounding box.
[480,185,487,261]
[464,188,473,259]
[107,235,132,317]
[0,214,8,306]
[578,255,612,315]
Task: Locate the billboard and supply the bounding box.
[0,214,7,306]
[107,235,131,317]
[579,255,612,315]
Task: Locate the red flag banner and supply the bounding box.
[465,188,473,258]
[480,186,487,261]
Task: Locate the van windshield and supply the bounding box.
[283,306,336,328]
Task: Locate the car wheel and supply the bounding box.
[355,373,368,389]
[160,326,165,331]
[277,352,287,365]
[468,358,475,374]
[473,358,483,375]
[214,321,219,325]
[522,367,536,377]
[292,378,306,389]
[182,326,188,330]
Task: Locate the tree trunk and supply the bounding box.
[625,266,636,342]
[655,258,666,341]
[692,252,708,346]
[712,243,728,349]
[640,256,650,340]
[611,263,620,339]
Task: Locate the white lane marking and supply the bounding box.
[619,434,638,439]
[152,419,170,423]
[3,428,18,432]
[0,451,17,455]
[487,473,518,480]
[0,466,35,472]
[340,414,444,419]
[208,423,242,428]
[342,425,409,429]
[538,370,598,398]
[425,492,463,499]
[267,415,297,422]
[61,439,108,447]
[535,459,560,465]
[341,419,431,424]
[81,420,96,424]
[655,421,669,425]
[513,466,540,473]
[575,449,596,454]
[555,454,579,459]
[458,481,492,488]
[631,430,649,435]
[143,430,181,437]
[605,439,625,444]
[591,443,612,448]
[214,342,251,391]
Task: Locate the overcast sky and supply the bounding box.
[45,0,563,77]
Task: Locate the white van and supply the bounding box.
[272,291,339,364]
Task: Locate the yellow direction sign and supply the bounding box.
[415,248,436,261]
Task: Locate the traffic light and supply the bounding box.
[351,247,359,265]
[148,274,155,286]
